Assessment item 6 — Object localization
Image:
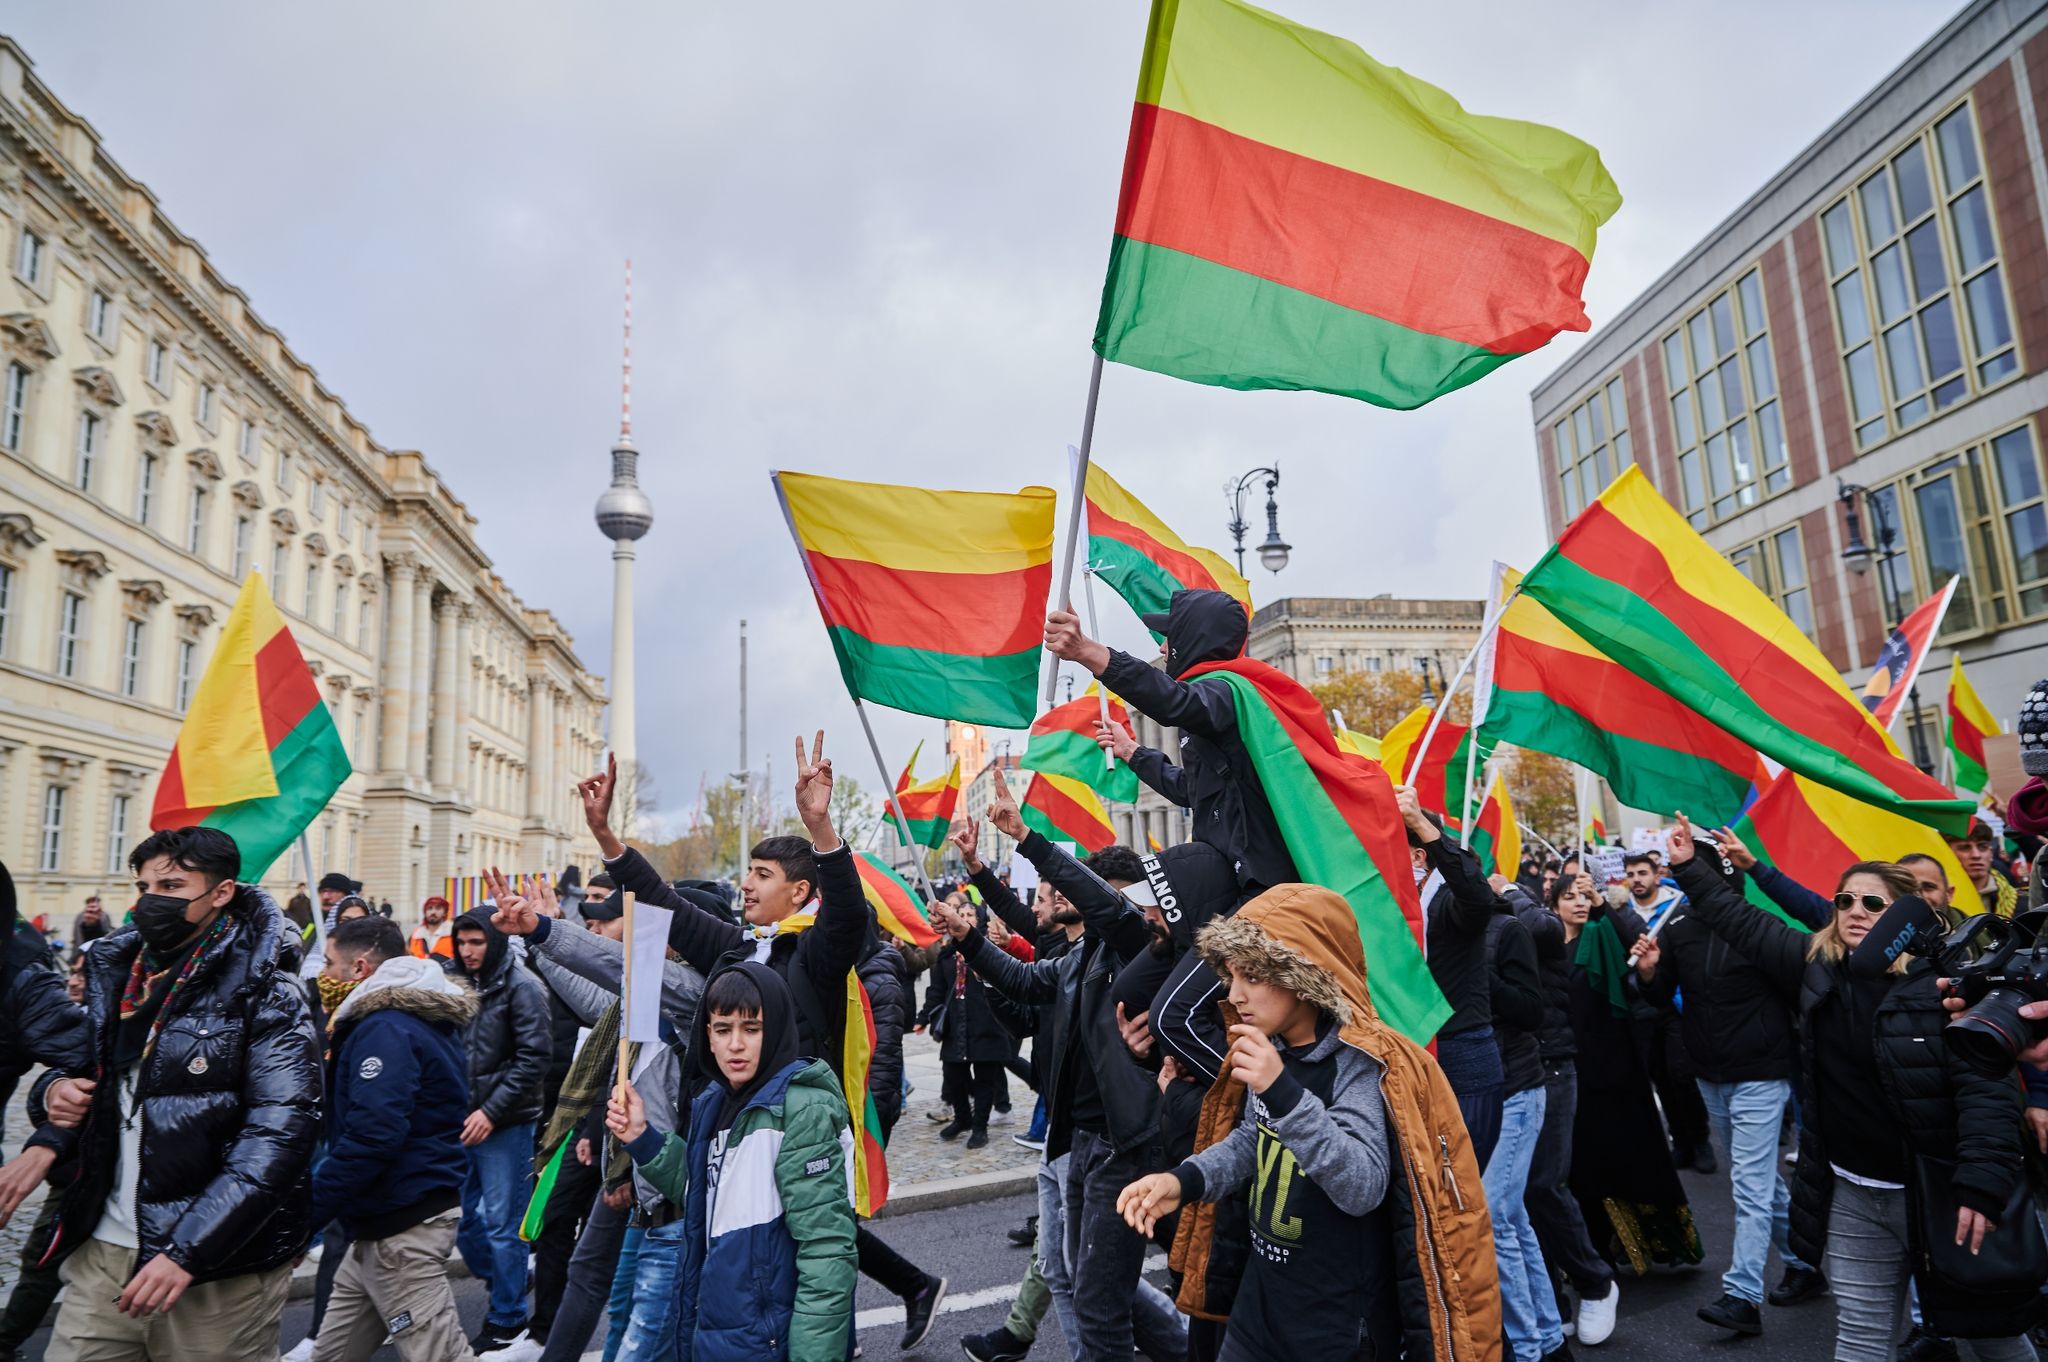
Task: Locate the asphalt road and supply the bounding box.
[10,1157,1922,1361]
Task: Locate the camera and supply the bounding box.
[1877,904,2048,1076]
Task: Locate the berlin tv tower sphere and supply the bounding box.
[595,435,654,542]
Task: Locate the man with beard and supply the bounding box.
[409,896,456,961]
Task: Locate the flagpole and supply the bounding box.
[617,891,635,1110]
[1402,587,1519,788]
[851,699,942,905]
[1046,354,1107,705]
[1518,820,1562,861]
[1081,565,1116,771]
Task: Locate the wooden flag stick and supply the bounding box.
[616,891,636,1109]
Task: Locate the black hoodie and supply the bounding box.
[694,961,801,1128]
[1102,588,1297,890]
[451,908,552,1127]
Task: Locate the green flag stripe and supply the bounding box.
[825,626,1040,728]
[201,702,351,880]
[1479,685,1755,825]
[1021,728,1140,804]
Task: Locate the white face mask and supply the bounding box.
[1412,865,1429,886]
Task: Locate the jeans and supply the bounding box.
[1698,1079,1805,1303]
[1013,1155,1077,1352]
[457,1119,539,1328]
[1065,1130,1187,1362]
[536,1188,630,1362]
[615,1219,687,1362]
[1486,1087,1563,1362]
[1526,1064,1613,1299]
[602,1225,643,1362]
[1027,1094,1049,1143]
[1437,1027,1505,1173]
[1823,1176,2038,1362]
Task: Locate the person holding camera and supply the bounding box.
[1658,817,2040,1361]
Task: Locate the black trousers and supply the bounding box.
[1634,1006,1710,1150]
[945,1059,1003,1130]
[530,1143,603,1340]
[535,1187,630,1362]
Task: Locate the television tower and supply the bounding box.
[594,261,653,772]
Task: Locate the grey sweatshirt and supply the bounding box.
[1175,1024,1389,1217]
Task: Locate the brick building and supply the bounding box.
[1532,0,2048,756]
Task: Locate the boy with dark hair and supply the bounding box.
[606,962,856,1362]
[1118,883,1500,1362]
[303,914,476,1362]
[29,826,322,1362]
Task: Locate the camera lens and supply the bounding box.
[1947,987,2039,1077]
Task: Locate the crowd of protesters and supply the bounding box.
[0,590,2046,1362]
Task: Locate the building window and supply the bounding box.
[303,562,320,617]
[232,513,252,578]
[308,479,326,520]
[1821,100,2017,450]
[337,500,352,539]
[1554,374,1634,520]
[186,483,208,554]
[1729,527,1816,638]
[75,411,102,492]
[198,382,216,428]
[276,446,293,492]
[1365,655,1381,673]
[2,362,27,450]
[14,229,44,285]
[87,290,111,340]
[56,590,84,679]
[358,592,374,644]
[1662,267,1785,528]
[240,419,260,467]
[271,540,289,586]
[332,580,348,636]
[0,562,11,658]
[352,703,366,760]
[1314,655,1333,675]
[134,451,157,525]
[146,339,167,388]
[120,617,144,697]
[38,785,64,873]
[106,793,131,873]
[176,637,196,711]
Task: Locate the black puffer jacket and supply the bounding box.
[1502,885,1573,1062]
[921,908,1018,1065]
[1102,588,1296,890]
[1639,863,1797,1083]
[28,886,321,1282]
[857,925,910,1133]
[0,864,90,1100]
[1484,912,1544,1096]
[451,910,551,1128]
[1668,860,2028,1304]
[957,832,1160,1158]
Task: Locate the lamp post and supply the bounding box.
[1418,654,1443,708]
[1838,479,1934,772]
[1225,466,1291,576]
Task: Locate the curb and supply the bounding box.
[871,1165,1039,1220]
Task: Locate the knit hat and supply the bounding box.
[318,872,358,896]
[2020,677,2048,775]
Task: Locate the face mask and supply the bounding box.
[1412,865,1429,886]
[133,891,212,955]
[316,975,360,1013]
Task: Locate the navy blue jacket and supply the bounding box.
[311,964,477,1239]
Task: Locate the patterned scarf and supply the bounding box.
[537,1001,628,1181]
[115,912,234,1069]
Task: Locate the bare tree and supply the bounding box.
[609,759,660,842]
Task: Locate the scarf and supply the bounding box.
[316,974,358,1022]
[1574,917,1630,1019]
[115,912,233,1069]
[537,1001,630,1183]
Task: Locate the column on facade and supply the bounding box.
[524,675,547,823]
[430,594,461,789]
[453,604,474,801]
[378,555,416,776]
[551,689,570,828]
[407,574,434,780]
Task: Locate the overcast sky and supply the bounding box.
[14,0,1960,833]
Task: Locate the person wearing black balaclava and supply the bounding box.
[22,827,320,1362]
[1047,590,1297,893]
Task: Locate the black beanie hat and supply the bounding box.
[318,872,356,896]
[2019,678,2048,776]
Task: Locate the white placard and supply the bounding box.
[1587,846,1627,885]
[623,902,674,1044]
[1007,852,1041,893]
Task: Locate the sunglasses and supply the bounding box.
[1832,892,1890,914]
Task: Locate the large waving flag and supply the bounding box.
[891,746,961,851]
[1858,578,1957,728]
[1946,658,2000,794]
[854,852,940,948]
[1377,705,1472,819]
[151,572,351,879]
[773,471,1055,728]
[1023,683,1140,803]
[841,972,888,1216]
[1731,770,1982,927]
[1185,658,1449,1042]
[1475,564,1767,826]
[1095,0,1621,409]
[1085,462,1250,635]
[1469,771,1520,878]
[1521,468,1973,835]
[1020,772,1118,854]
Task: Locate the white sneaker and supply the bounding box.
[988,1107,1013,1126]
[280,1340,316,1362]
[1577,1280,1620,1347]
[485,1338,543,1362]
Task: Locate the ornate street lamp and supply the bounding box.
[1225,466,1291,576]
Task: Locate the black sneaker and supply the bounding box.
[902,1275,948,1349]
[1539,1345,1576,1362]
[939,1119,969,1141]
[1767,1266,1829,1307]
[961,1324,1032,1362]
[1696,1294,1762,1336]
[469,1322,531,1354]
[967,1128,990,1149]
[1899,1326,1960,1362]
[1006,1215,1039,1248]
[1688,1143,1718,1175]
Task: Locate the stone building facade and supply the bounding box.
[1246,595,1487,688]
[0,36,603,927]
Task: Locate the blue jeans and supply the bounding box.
[457,1119,539,1328]
[1436,1027,1505,1173]
[1485,1087,1562,1362]
[1037,1154,1083,1360]
[1698,1079,1806,1303]
[615,1219,687,1362]
[1027,1094,1049,1143]
[602,1225,644,1362]
[1064,1130,1186,1362]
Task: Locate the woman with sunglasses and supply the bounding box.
[1659,816,2035,1362]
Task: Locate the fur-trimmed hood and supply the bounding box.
[331,953,478,1030]
[1197,882,1373,1043]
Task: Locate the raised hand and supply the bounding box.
[486,866,540,937]
[1044,610,1112,674]
[949,820,982,872]
[578,754,624,858]
[793,731,841,852]
[1711,825,1757,871]
[1666,813,1696,866]
[988,766,1027,842]
[1095,718,1138,762]
[606,1082,648,1145]
[1394,785,1438,843]
[928,895,974,941]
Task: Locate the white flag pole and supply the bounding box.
[1046,355,1106,705]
